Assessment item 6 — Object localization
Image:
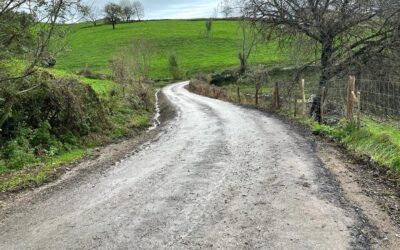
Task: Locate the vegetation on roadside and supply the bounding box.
[0,67,154,191]
[0,1,159,191]
[313,120,400,172]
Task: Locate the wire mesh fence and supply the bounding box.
[323,77,400,125]
[237,74,400,126]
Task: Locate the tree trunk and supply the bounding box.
[310,38,333,123]
[0,97,14,130]
[255,84,260,106]
[112,21,115,30]
[239,55,246,75]
[237,85,241,103]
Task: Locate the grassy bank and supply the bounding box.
[56,20,291,79]
[0,68,154,191]
[313,120,400,172]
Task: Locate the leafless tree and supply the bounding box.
[205,18,212,37]
[236,1,258,75]
[220,0,234,18]
[247,0,400,122]
[130,38,154,82]
[119,0,134,22]
[132,1,144,21]
[0,0,27,15]
[79,2,100,26]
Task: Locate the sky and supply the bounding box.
[89,0,221,19]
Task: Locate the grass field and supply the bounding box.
[56,20,288,79]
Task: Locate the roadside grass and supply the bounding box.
[56,20,291,79]
[0,149,86,191]
[312,120,400,172]
[190,79,400,175]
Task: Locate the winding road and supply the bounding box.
[0,82,367,249]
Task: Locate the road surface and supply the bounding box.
[0,82,367,249]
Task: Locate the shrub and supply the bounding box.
[210,69,237,86]
[40,52,57,68]
[205,19,212,37]
[168,52,182,80]
[1,73,110,143]
[77,66,107,80]
[2,140,36,170]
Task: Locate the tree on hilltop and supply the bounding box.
[104,3,122,29]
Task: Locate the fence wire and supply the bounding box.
[239,75,400,126]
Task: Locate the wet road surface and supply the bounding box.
[0,82,363,249]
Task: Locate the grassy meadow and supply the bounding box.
[56,20,288,79]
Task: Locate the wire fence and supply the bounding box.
[238,74,400,126]
[323,77,400,125]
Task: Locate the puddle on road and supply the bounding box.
[148,89,161,131]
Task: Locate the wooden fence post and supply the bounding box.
[346,76,356,122]
[271,82,280,110]
[299,79,306,116]
[237,85,241,103]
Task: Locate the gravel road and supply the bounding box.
[0,82,372,249]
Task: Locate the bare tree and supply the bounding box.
[220,0,234,18]
[130,39,154,82]
[238,20,258,75]
[205,19,213,37]
[247,0,400,122]
[237,2,258,75]
[119,0,134,22]
[238,65,269,105]
[132,1,144,21]
[79,3,100,26]
[0,0,28,15]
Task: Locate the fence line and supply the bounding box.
[238,75,400,126]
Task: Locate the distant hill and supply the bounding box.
[56,20,286,79]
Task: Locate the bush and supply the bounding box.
[0,72,110,155]
[2,139,37,170]
[77,66,108,80]
[168,52,182,80]
[40,52,57,68]
[3,76,109,137]
[210,69,237,86]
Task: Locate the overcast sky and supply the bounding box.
[89,0,220,19]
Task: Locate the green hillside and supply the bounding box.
[56,20,286,79]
